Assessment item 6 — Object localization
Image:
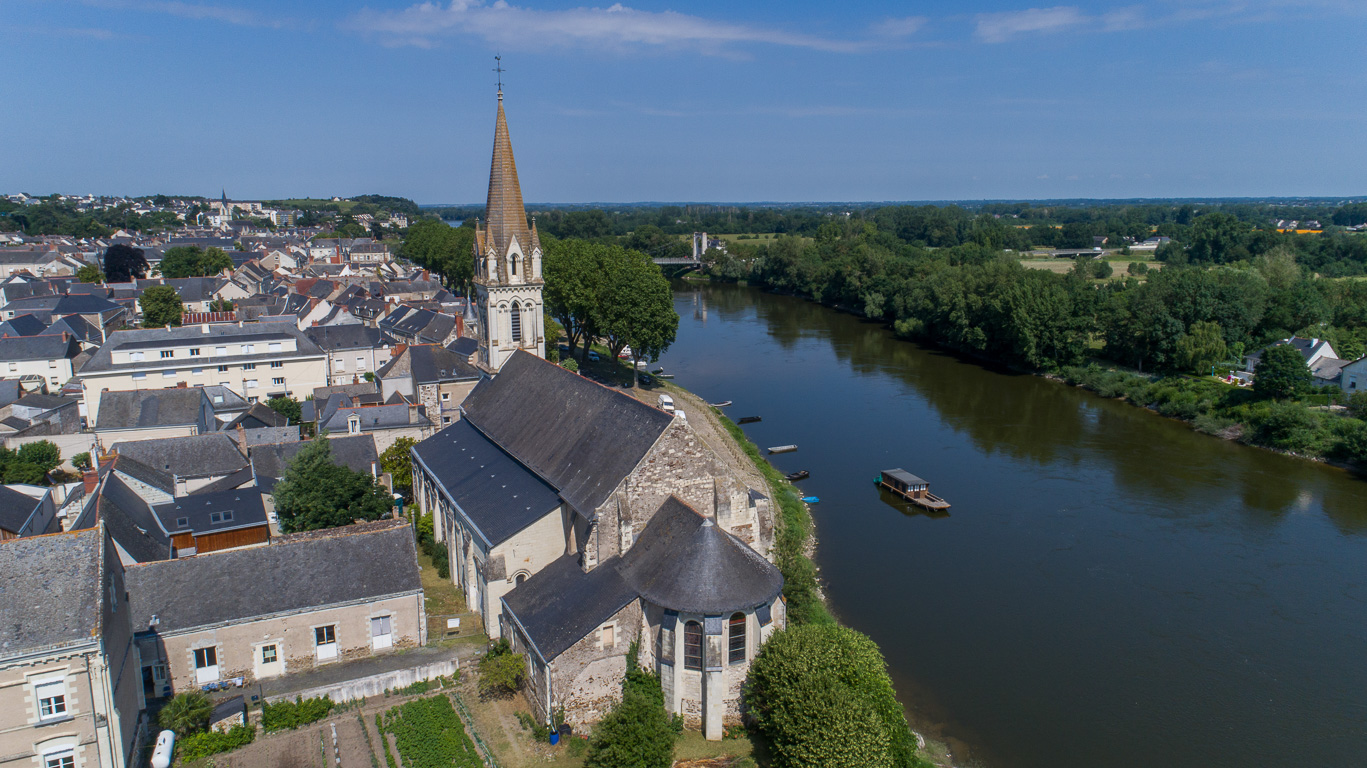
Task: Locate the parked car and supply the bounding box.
[588,351,600,362]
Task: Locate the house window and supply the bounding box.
[215,346,227,355]
[728,613,747,664]
[160,350,174,358]
[35,679,67,719]
[162,370,176,377]
[175,516,189,528]
[132,372,146,381]
[261,645,277,664]
[357,357,366,369]
[49,360,57,368]
[601,624,615,648]
[43,751,74,768]
[192,368,203,375]
[268,342,282,352]
[194,646,219,684]
[510,301,522,342]
[247,396,258,403]
[272,377,285,386]
[371,615,393,650]
[6,363,13,371]
[683,621,703,671]
[245,380,258,389]
[242,363,256,370]
[217,365,229,372]
[315,625,338,660]
[270,361,283,368]
[130,352,145,362]
[440,392,450,402]
[189,347,200,356]
[209,511,233,524]
[240,344,254,354]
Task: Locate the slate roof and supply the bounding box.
[86,472,173,564]
[96,388,207,430]
[0,484,42,534]
[319,403,429,434]
[110,454,174,495]
[461,350,673,513]
[882,469,928,486]
[304,324,383,351]
[0,313,48,336]
[501,553,637,661]
[446,336,478,357]
[223,402,290,429]
[125,520,420,633]
[0,526,105,657]
[0,333,79,362]
[79,324,323,374]
[249,434,378,492]
[412,419,560,547]
[112,433,247,479]
[377,344,480,385]
[615,497,783,615]
[152,489,268,536]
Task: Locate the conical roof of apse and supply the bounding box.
[484,92,534,260]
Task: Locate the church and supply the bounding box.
[409,89,785,739]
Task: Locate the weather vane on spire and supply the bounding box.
[494,54,505,92]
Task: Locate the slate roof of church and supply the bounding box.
[615,497,783,615]
[460,350,673,514]
[0,526,106,657]
[411,419,560,547]
[501,553,637,661]
[125,519,420,633]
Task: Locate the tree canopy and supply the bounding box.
[139,285,183,328]
[266,396,302,424]
[400,218,474,292]
[104,244,148,282]
[75,264,104,283]
[1254,343,1312,399]
[380,437,416,496]
[160,245,233,278]
[272,436,393,532]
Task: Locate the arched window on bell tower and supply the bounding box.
[510,300,522,343]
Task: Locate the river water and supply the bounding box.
[656,282,1367,768]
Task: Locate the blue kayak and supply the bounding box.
[802,496,820,503]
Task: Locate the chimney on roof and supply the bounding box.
[236,423,248,452]
[82,469,99,496]
[408,402,418,423]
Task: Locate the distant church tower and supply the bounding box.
[472,88,544,373]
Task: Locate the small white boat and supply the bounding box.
[768,445,798,454]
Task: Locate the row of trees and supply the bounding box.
[159,245,233,278]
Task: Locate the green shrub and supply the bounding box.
[178,724,255,760]
[746,624,926,768]
[585,645,675,768]
[262,696,334,732]
[478,640,525,697]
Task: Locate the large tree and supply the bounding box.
[139,285,183,328]
[160,245,232,278]
[103,243,148,282]
[401,218,474,292]
[1253,343,1312,399]
[599,248,678,381]
[379,436,416,497]
[272,437,393,532]
[1176,320,1229,374]
[543,238,606,362]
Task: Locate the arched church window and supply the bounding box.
[511,254,518,276]
[728,613,746,664]
[510,301,522,342]
[684,621,703,671]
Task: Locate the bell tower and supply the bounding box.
[472,84,545,373]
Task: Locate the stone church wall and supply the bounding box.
[547,601,643,728]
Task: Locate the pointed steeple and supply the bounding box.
[484,91,535,261]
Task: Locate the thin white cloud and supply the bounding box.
[873,16,929,38]
[974,6,1088,43]
[81,0,294,29]
[344,1,903,53]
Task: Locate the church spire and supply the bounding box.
[483,88,534,263]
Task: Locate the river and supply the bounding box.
[655,281,1367,768]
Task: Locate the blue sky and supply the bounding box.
[3,0,1365,203]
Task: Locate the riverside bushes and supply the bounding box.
[717,415,831,625]
[746,624,928,768]
[1061,363,1367,462]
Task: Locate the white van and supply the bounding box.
[657,394,675,414]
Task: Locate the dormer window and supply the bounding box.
[209,511,233,524]
[176,517,189,528]
[348,414,361,434]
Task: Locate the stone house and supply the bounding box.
[411,351,778,739]
[1340,355,1367,393]
[304,325,388,386]
[125,519,424,699]
[377,344,482,427]
[0,524,144,768]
